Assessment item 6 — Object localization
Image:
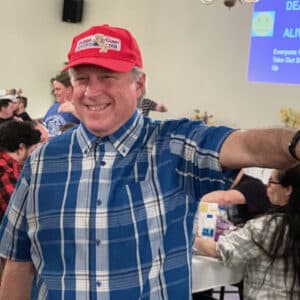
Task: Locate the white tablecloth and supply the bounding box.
[192,255,244,293]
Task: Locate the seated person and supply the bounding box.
[201,169,271,225]
[193,169,278,299]
[194,164,300,299]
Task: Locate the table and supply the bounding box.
[192,255,244,293]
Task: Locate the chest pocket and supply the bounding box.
[109,163,184,267]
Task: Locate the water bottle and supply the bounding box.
[197,202,218,240]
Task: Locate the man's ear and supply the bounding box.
[135,73,146,100]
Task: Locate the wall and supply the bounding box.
[0,0,299,128]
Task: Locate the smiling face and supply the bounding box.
[70,65,145,137]
[53,81,72,103]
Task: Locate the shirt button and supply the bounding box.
[97,200,102,206]
[96,240,101,246]
[96,281,101,287]
[100,161,106,166]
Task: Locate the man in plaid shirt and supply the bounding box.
[0,25,300,300]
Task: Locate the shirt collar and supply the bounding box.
[76,109,144,157]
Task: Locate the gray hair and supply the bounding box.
[68,68,76,84]
[131,67,146,103]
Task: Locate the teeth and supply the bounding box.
[87,104,108,111]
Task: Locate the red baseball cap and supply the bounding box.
[63,24,143,72]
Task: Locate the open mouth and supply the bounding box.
[86,104,110,111]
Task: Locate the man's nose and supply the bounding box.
[84,79,104,98]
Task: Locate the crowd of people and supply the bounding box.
[0,24,299,300]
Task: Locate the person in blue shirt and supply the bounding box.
[43,71,80,137]
[0,24,300,300]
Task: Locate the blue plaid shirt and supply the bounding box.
[0,110,235,300]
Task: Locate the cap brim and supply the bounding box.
[62,57,135,73]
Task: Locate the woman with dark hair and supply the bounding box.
[194,164,300,299]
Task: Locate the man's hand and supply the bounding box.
[0,260,35,300]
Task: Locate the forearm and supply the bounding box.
[220,128,299,169]
[201,190,246,205]
[0,260,35,300]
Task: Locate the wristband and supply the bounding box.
[288,130,300,160]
